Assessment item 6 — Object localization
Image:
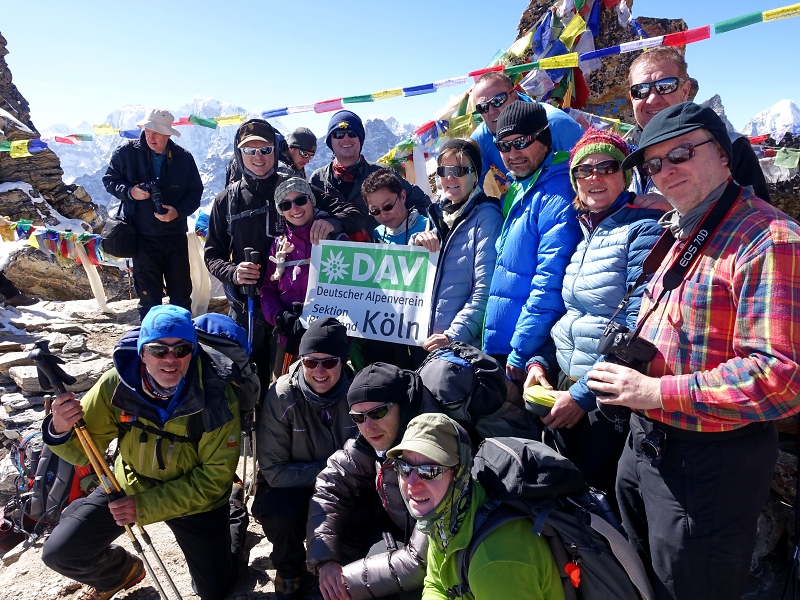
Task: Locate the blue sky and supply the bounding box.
[2,0,797,135]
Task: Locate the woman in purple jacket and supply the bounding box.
[260,177,346,381]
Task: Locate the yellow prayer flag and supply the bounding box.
[448,114,475,139]
[763,3,800,21]
[93,124,119,135]
[9,140,31,158]
[214,114,246,127]
[372,88,404,101]
[559,14,586,50]
[539,53,580,70]
[508,30,534,57]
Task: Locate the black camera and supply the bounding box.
[140,179,167,215]
[594,322,659,428]
[641,429,666,467]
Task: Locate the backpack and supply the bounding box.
[450,437,654,600]
[416,342,538,441]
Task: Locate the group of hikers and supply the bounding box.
[34,46,800,600]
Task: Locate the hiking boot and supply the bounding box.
[4,293,38,307]
[74,557,145,600]
[230,483,245,508]
[274,574,303,598]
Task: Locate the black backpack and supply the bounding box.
[450,437,654,600]
[416,342,538,441]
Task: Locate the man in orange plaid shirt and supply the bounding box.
[587,102,800,600]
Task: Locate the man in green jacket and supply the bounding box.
[41,305,246,600]
[388,413,564,600]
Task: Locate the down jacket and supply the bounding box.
[257,361,358,489]
[549,194,664,411]
[102,130,203,237]
[42,329,240,527]
[483,151,581,370]
[422,190,503,346]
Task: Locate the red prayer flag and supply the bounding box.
[749,134,769,144]
[468,65,505,82]
[54,136,76,145]
[663,26,711,47]
[173,117,193,126]
[603,0,621,7]
[414,121,436,136]
[314,98,344,114]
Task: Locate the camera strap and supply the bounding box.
[607,180,743,331]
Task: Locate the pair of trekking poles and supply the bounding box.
[31,342,183,600]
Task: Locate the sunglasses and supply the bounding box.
[629,77,685,100]
[349,402,395,424]
[436,165,476,178]
[571,159,622,180]
[368,194,401,216]
[278,194,311,213]
[241,146,274,156]
[475,91,510,114]
[331,130,358,140]
[393,459,451,481]
[640,139,715,176]
[142,342,194,359]
[298,149,314,159]
[301,355,342,370]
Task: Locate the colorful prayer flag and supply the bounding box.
[714,11,763,34]
[261,108,289,119]
[560,14,586,50]
[774,148,800,169]
[403,84,436,97]
[372,88,403,101]
[189,114,218,129]
[55,136,76,145]
[508,31,533,57]
[342,95,374,104]
[434,76,470,89]
[539,53,579,70]
[618,36,665,54]
[314,98,344,113]
[9,140,31,158]
[119,130,139,139]
[287,104,314,114]
[215,114,246,127]
[763,3,800,22]
[663,26,711,47]
[173,117,193,126]
[468,66,505,81]
[93,124,119,135]
[447,114,474,139]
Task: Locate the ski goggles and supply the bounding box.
[475,92,510,114]
[368,195,401,216]
[571,159,622,180]
[392,459,451,481]
[300,356,342,370]
[331,130,358,140]
[142,342,195,359]
[278,194,311,213]
[298,149,314,159]
[349,401,395,424]
[241,146,274,156]
[436,165,476,178]
[629,77,685,100]
[639,139,715,176]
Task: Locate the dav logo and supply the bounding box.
[318,247,428,292]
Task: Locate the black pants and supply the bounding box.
[616,416,777,600]
[132,233,193,320]
[229,301,274,397]
[252,484,393,579]
[42,487,247,600]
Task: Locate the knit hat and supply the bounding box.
[237,119,275,148]
[325,110,365,150]
[275,177,316,212]
[495,101,552,149]
[138,305,197,354]
[298,317,349,361]
[621,102,733,170]
[387,413,461,467]
[569,128,632,191]
[287,127,317,153]
[439,139,482,174]
[347,362,411,408]
[136,108,181,137]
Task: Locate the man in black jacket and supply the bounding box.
[204,119,364,389]
[103,108,203,320]
[309,110,431,232]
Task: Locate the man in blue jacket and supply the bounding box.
[103,108,203,320]
[483,101,581,384]
[470,72,582,199]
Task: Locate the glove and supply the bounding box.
[275,310,299,337]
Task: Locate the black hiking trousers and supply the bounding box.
[42,486,248,600]
[132,233,193,320]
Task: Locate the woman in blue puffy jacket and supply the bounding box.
[413,139,503,353]
[525,129,664,509]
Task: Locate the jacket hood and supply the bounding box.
[234,118,284,181]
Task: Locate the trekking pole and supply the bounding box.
[243,248,258,356]
[29,343,182,600]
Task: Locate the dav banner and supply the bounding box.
[301,240,438,346]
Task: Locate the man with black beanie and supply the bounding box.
[308,362,434,600]
[253,317,359,598]
[310,110,431,231]
[482,101,581,386]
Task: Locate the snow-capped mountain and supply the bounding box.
[740,99,800,139]
[42,97,416,212]
[700,95,736,134]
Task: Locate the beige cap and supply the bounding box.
[136,108,181,137]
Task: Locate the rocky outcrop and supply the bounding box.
[0,32,102,231]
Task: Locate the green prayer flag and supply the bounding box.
[189,114,218,129]
[343,95,374,104]
[505,62,537,77]
[455,94,470,118]
[0,141,10,152]
[774,148,800,170]
[575,0,585,9]
[448,114,474,138]
[714,11,763,34]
